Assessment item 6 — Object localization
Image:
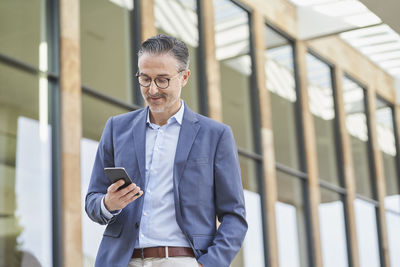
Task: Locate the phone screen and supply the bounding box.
[104,167,133,190]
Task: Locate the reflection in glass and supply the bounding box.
[155,0,200,112]
[81,137,105,267]
[0,0,43,67]
[386,212,400,267]
[0,62,52,266]
[354,199,380,267]
[213,2,259,266]
[81,94,131,266]
[276,171,309,267]
[214,0,254,152]
[318,188,348,267]
[81,0,134,104]
[265,26,300,170]
[238,155,258,193]
[375,98,399,213]
[342,76,374,198]
[82,94,131,141]
[306,53,340,185]
[238,190,265,267]
[375,98,400,267]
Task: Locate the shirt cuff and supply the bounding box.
[101,196,121,220]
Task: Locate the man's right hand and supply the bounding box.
[104,179,143,212]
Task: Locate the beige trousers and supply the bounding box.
[128,256,198,267]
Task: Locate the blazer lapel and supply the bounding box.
[132,107,148,182]
[174,107,200,188]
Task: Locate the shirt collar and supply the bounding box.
[146,100,185,126]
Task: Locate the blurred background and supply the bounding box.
[0,0,399,266]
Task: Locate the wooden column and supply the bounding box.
[252,10,279,267]
[140,0,157,41]
[332,67,360,267]
[59,0,83,266]
[202,0,222,122]
[365,86,390,267]
[294,40,323,267]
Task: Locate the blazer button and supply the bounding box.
[135,222,140,228]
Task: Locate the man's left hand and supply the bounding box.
[198,263,203,267]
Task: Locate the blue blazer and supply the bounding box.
[85,106,247,267]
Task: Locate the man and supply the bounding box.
[86,34,247,267]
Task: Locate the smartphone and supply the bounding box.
[104,167,133,190]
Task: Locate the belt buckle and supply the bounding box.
[140,248,144,260]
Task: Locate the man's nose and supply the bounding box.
[148,80,159,95]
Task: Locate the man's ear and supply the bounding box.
[181,69,191,87]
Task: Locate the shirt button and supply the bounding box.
[147,189,151,193]
[143,212,147,216]
[141,234,144,238]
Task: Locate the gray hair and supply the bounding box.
[138,34,189,71]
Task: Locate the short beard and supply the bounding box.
[148,103,167,113]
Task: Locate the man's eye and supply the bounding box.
[141,77,151,82]
[156,78,168,84]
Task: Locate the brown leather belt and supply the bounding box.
[132,246,194,259]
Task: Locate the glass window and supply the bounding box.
[276,171,309,267]
[80,0,134,104]
[375,98,399,213]
[214,1,263,266]
[239,190,265,267]
[154,0,200,113]
[265,26,300,170]
[342,76,374,198]
[238,155,258,193]
[318,188,349,267]
[80,94,131,266]
[0,0,43,67]
[214,0,254,153]
[386,211,400,267]
[0,62,53,266]
[354,199,380,267]
[306,53,340,186]
[375,97,400,267]
[81,94,130,141]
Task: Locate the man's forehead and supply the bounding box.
[138,53,180,73]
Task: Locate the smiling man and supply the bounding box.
[85,34,247,267]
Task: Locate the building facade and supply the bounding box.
[0,0,399,267]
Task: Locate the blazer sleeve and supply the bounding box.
[85,117,116,225]
[197,126,248,267]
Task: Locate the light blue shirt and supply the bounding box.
[101,100,189,248]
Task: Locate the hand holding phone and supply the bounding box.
[103,167,143,212]
[104,167,133,190]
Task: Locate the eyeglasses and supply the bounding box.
[136,70,184,89]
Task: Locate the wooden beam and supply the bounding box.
[332,67,360,267]
[202,0,222,122]
[295,40,323,267]
[252,9,279,267]
[59,0,83,266]
[366,85,391,267]
[140,0,157,41]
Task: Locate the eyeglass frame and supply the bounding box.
[135,70,185,89]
